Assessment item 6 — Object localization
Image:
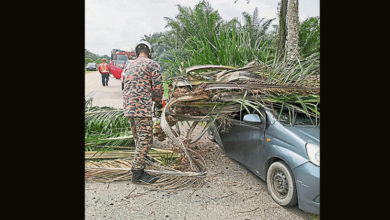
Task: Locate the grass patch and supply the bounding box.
[308,213,320,220]
[163,82,169,98]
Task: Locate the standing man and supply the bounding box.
[122,41,163,184]
[98,58,110,87]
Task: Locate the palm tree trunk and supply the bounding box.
[277,0,288,59]
[286,0,300,63]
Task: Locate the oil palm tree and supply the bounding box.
[277,0,288,59]
[286,0,300,63]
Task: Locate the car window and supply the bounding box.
[114,60,126,66]
[232,106,266,124]
[116,55,128,61]
[272,107,319,126]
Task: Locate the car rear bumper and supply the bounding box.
[293,162,320,215]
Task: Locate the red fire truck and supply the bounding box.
[109,49,136,79]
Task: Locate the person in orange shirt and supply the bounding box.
[98,58,110,87]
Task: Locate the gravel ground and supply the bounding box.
[85,71,316,220]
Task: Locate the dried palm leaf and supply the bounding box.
[85,57,320,189]
[160,94,209,171]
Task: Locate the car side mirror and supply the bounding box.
[243,114,261,123]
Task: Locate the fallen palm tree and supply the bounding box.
[155,56,319,178]
[84,145,207,191]
[85,54,319,190]
[159,55,319,143]
[84,98,207,190]
[85,148,179,161]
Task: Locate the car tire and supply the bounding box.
[267,161,298,207]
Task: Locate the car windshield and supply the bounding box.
[116,55,128,61]
[115,60,126,66]
[271,107,319,126]
[87,63,95,66]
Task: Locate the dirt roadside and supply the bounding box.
[84,71,315,220]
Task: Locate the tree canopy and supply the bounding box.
[85,49,110,65]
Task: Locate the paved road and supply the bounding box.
[85,71,123,108]
[84,72,315,220]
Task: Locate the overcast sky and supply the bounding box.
[85,0,319,56]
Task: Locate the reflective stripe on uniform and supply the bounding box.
[99,63,109,73]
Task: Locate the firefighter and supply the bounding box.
[98,58,110,87]
[122,41,163,184]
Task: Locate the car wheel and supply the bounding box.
[267,161,298,207]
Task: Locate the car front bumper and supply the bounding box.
[293,161,320,215]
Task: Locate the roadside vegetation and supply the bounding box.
[140,1,320,122]
[142,1,319,80]
[140,0,319,126]
[85,49,110,71]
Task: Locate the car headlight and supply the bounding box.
[306,143,320,166]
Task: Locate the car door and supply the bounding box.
[217,112,266,175]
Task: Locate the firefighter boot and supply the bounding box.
[131,168,158,184]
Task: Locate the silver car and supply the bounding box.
[209,107,320,214]
[86,62,97,71]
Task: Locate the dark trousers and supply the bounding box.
[101,73,109,86]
